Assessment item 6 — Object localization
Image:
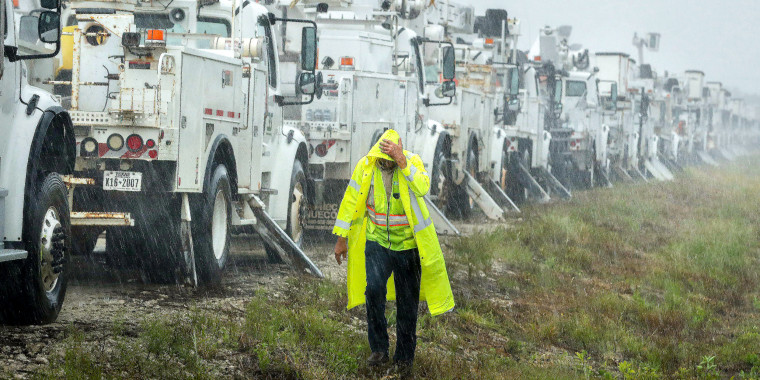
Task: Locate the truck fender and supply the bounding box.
[414,119,447,171]
[3,100,75,245]
[266,125,308,227]
[203,135,238,195]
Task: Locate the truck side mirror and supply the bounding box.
[297,71,323,98]
[442,45,455,81]
[0,0,5,78]
[440,80,456,98]
[298,72,316,95]
[40,0,59,9]
[301,26,317,72]
[508,97,520,112]
[38,11,60,44]
[611,83,618,104]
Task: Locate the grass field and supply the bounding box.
[36,159,760,379]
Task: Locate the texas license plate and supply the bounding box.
[103,171,142,192]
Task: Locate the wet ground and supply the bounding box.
[0,232,339,378]
[0,219,502,378]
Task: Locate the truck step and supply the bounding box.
[70,212,134,226]
[0,249,28,263]
[62,176,96,187]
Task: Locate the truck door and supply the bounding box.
[1,0,18,160]
[248,67,266,189]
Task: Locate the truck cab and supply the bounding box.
[1,0,76,324]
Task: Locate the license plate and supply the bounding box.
[103,171,142,192]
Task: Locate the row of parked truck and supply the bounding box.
[2,0,758,324]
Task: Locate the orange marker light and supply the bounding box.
[485,38,494,45]
[147,29,165,41]
[341,57,354,66]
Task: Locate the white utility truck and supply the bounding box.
[267,0,462,234]
[56,0,323,283]
[1,0,76,324]
[529,25,612,189]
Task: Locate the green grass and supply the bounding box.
[35,159,760,378]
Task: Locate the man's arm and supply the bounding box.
[333,160,364,264]
[401,154,430,197]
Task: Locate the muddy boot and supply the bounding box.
[368,352,389,366]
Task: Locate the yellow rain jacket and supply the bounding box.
[333,130,455,316]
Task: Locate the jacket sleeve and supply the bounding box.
[401,152,430,197]
[332,160,364,237]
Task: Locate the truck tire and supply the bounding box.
[192,164,231,284]
[267,160,307,263]
[0,173,70,325]
[430,137,452,213]
[451,148,477,219]
[507,147,530,204]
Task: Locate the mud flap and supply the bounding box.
[516,162,551,203]
[247,195,323,278]
[537,167,571,200]
[462,171,503,220]
[180,194,198,287]
[423,195,460,236]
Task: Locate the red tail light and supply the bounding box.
[315,143,328,157]
[146,139,156,148]
[126,134,144,152]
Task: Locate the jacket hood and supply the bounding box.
[367,129,401,161]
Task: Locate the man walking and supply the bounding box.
[333,129,454,375]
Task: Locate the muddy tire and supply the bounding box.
[192,165,231,285]
[0,173,70,325]
[430,137,452,213]
[266,160,308,263]
[507,147,530,204]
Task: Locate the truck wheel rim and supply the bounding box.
[290,182,305,244]
[211,190,228,261]
[39,208,62,293]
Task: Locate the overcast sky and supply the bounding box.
[471,0,759,97]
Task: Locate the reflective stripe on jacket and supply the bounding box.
[332,129,455,316]
[366,168,416,251]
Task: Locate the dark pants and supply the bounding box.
[365,240,422,363]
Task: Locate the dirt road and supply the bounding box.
[0,232,345,378]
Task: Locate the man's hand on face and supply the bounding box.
[379,138,407,169]
[335,237,348,265]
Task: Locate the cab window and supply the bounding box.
[565,80,586,97]
[258,15,277,88]
[197,17,230,37]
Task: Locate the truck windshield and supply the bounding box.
[565,80,586,97]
